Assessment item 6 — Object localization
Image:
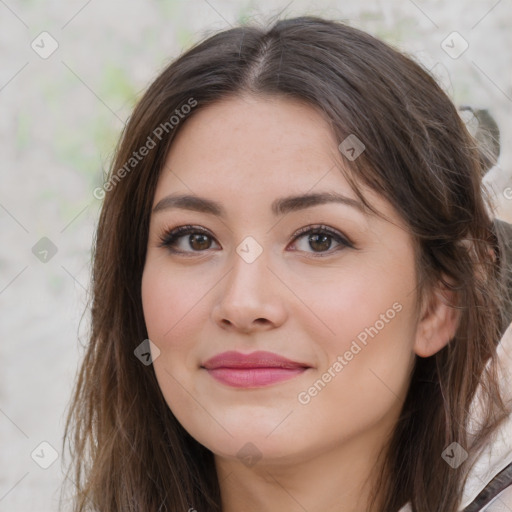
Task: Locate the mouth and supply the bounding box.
[201,350,311,388]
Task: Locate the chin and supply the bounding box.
[184,419,314,467]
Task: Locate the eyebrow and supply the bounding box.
[152,191,368,217]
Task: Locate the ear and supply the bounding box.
[414,277,461,358]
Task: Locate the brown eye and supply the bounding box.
[188,233,212,251]
[307,233,333,252]
[159,225,220,254]
[159,224,353,257]
[290,225,353,256]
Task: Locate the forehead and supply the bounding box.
[158,95,342,192]
[153,94,403,230]
[162,94,337,179]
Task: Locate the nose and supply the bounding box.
[211,249,288,334]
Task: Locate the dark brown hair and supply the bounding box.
[61,15,511,512]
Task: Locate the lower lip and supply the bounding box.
[205,367,307,388]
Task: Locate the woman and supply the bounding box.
[62,16,512,512]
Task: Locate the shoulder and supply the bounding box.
[399,323,512,512]
[479,483,512,511]
[460,322,512,511]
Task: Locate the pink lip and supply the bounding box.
[202,351,310,388]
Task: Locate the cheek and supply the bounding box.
[292,256,417,407]
[298,265,417,420]
[141,258,219,406]
[292,257,416,353]
[293,290,415,445]
[141,261,207,347]
[141,262,208,424]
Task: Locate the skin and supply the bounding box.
[141,94,459,512]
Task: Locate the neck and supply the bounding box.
[214,424,392,512]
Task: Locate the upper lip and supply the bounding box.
[202,351,310,370]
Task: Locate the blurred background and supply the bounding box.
[1,0,511,510]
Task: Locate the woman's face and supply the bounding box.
[141,94,433,467]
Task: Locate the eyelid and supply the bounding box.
[157,224,219,253]
[290,224,353,245]
[288,224,354,255]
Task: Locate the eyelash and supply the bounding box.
[158,224,354,257]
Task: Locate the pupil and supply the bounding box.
[190,234,210,250]
[310,233,331,252]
